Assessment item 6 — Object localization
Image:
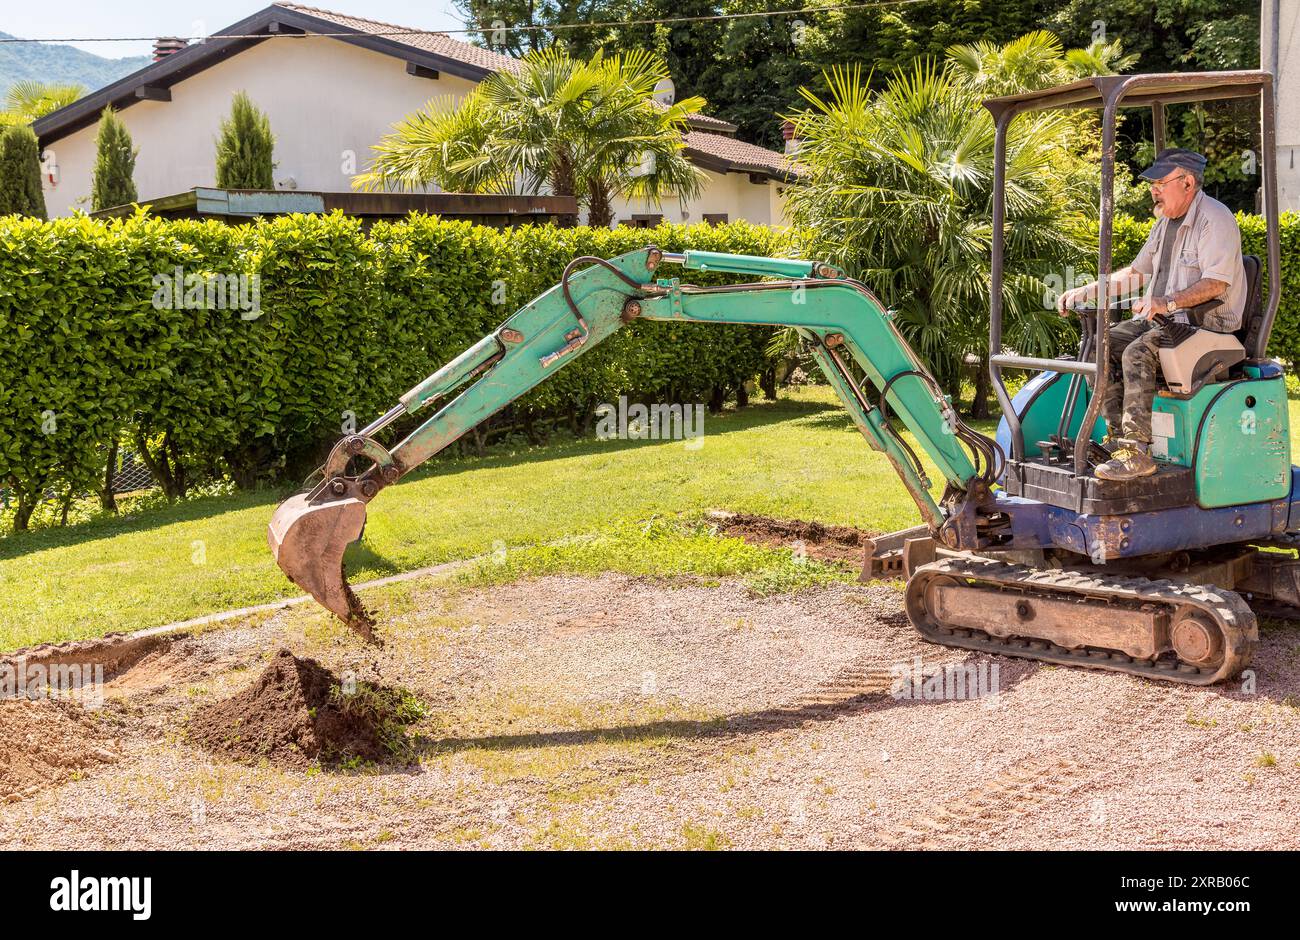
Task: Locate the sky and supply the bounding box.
[3,1,465,59]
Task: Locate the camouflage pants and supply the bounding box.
[1096,317,1164,443]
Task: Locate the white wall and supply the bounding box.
[42,36,479,216]
[604,168,790,227]
[1263,0,1300,210]
[42,34,791,228]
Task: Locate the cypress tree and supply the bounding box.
[0,124,48,219]
[214,91,276,189]
[91,106,138,212]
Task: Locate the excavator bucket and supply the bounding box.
[267,493,376,642]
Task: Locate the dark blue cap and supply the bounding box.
[1139,147,1208,181]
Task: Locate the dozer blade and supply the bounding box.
[267,493,376,642]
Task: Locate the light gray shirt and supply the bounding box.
[1131,190,1246,332]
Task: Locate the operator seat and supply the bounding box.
[1235,254,1266,357]
[1156,255,1260,396]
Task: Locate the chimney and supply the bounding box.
[781,120,800,156]
[153,37,189,61]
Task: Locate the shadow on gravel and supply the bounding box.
[1204,618,1300,704]
[416,653,1039,758]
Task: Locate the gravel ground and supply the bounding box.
[2,571,1298,850]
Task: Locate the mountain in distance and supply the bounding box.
[0,31,151,101]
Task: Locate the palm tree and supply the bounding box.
[355,48,706,227]
[1,81,85,126]
[946,30,1073,96]
[1063,40,1140,80]
[786,60,1092,417]
[947,30,1136,96]
[948,30,1144,217]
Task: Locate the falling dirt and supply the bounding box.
[0,699,120,803]
[343,570,378,645]
[711,511,871,567]
[187,649,413,768]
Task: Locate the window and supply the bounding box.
[702,213,728,226]
[620,214,662,228]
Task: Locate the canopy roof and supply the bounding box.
[982,70,1271,118]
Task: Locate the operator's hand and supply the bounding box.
[1056,285,1092,317]
[1132,296,1169,320]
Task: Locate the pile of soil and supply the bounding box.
[0,699,120,803]
[711,511,870,566]
[188,649,409,768]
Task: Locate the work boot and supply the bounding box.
[1084,434,1124,468]
[1094,440,1158,481]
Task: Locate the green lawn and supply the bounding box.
[7,385,1300,652]
[1,387,944,650]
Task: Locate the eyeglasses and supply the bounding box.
[1150,172,1191,190]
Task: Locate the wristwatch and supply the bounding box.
[1164,296,1181,315]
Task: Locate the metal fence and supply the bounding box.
[108,449,156,494]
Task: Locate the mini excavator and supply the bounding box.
[269,71,1300,685]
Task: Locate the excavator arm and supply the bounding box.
[268,246,1006,634]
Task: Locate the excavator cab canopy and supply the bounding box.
[983,70,1281,476]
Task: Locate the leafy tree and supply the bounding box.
[0,123,47,219]
[1045,0,1255,71]
[579,0,729,98]
[691,1,816,149]
[450,0,1259,204]
[214,91,275,190]
[453,1,1045,150]
[91,106,137,212]
[356,47,704,228]
[451,0,551,56]
[1047,0,1260,208]
[0,80,84,126]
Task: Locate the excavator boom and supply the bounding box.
[268,245,1003,632]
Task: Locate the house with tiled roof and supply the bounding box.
[32,3,797,226]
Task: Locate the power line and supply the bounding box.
[0,0,932,44]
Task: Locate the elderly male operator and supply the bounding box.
[1056,148,1246,482]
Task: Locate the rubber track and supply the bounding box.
[906,555,1257,686]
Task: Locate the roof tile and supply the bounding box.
[276,3,522,73]
[684,130,802,180]
[685,113,738,134]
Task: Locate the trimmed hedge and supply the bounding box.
[7,209,1294,529]
[0,213,806,526]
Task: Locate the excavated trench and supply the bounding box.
[708,510,872,567]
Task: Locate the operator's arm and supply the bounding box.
[1057,220,1159,314]
[1133,277,1228,319]
[1056,265,1148,314]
